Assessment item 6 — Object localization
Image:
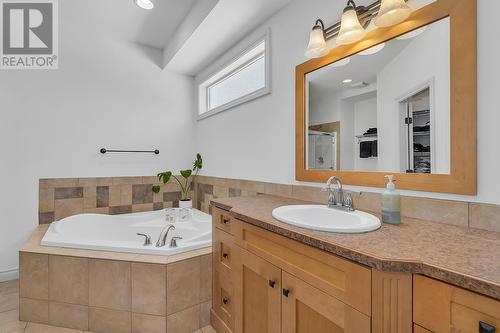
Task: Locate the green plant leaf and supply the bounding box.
[193,153,203,170]
[180,169,192,178]
[152,185,161,193]
[158,171,172,184]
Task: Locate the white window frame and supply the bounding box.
[197,31,271,120]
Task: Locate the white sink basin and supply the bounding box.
[271,205,381,233]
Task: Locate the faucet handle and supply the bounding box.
[136,233,152,246]
[321,185,331,192]
[344,193,354,211]
[170,236,183,248]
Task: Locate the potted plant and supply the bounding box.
[152,153,202,208]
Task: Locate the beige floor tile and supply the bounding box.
[25,322,82,333]
[0,293,19,313]
[0,280,19,295]
[0,309,27,333]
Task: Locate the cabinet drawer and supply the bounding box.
[213,267,235,331]
[414,275,500,333]
[212,206,238,235]
[235,220,372,316]
[213,227,235,275]
[413,325,433,333]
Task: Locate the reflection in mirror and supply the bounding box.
[306,17,450,174]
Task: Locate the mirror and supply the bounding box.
[306,17,450,174]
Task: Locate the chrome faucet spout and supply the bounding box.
[156,224,175,247]
[323,176,353,211]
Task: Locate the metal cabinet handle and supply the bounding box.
[479,322,496,333]
[268,280,276,288]
[222,253,229,259]
[222,297,229,305]
[222,218,230,225]
[282,288,290,297]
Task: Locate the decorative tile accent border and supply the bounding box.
[38,175,500,232]
[39,177,192,224]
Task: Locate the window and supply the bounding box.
[198,33,270,119]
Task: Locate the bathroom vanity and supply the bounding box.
[209,195,500,333]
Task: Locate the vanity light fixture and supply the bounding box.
[359,43,385,55]
[305,19,329,59]
[134,0,154,10]
[343,79,353,83]
[337,0,367,46]
[374,0,412,27]
[396,26,427,40]
[305,0,413,59]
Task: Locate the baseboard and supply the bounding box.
[0,268,19,282]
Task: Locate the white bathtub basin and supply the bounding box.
[272,205,380,233]
[41,208,212,255]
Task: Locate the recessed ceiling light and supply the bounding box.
[343,79,353,84]
[135,0,154,10]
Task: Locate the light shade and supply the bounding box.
[337,5,366,45]
[359,43,385,55]
[305,21,328,59]
[135,0,154,10]
[374,0,411,27]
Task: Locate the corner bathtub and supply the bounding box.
[41,208,212,255]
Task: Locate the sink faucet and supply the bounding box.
[322,176,354,211]
[156,224,175,247]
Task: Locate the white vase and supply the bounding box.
[179,199,192,209]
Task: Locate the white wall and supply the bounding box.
[353,97,378,171]
[0,6,195,279]
[377,18,450,173]
[194,0,500,205]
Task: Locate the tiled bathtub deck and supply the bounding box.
[0,280,216,333]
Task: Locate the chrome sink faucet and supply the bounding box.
[156,224,175,247]
[322,176,354,211]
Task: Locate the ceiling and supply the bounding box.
[65,0,197,50]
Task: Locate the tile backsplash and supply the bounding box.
[38,175,500,233]
[39,177,191,224]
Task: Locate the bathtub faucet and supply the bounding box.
[156,224,175,247]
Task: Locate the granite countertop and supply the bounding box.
[211,194,500,300]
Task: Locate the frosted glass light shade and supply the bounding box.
[135,0,154,10]
[375,0,412,27]
[305,27,328,58]
[337,7,366,45]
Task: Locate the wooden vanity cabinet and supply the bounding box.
[413,275,500,333]
[211,207,371,333]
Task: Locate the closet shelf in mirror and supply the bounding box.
[355,133,378,143]
[413,131,430,137]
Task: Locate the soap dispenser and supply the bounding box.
[381,175,401,225]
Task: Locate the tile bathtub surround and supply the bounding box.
[194,175,499,230]
[18,250,212,333]
[39,177,194,224]
[0,280,216,333]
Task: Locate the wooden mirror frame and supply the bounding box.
[296,0,476,194]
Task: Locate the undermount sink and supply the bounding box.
[271,205,381,233]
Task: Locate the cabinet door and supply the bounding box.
[282,272,370,333]
[233,246,281,333]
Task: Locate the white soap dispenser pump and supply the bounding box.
[381,175,401,225]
